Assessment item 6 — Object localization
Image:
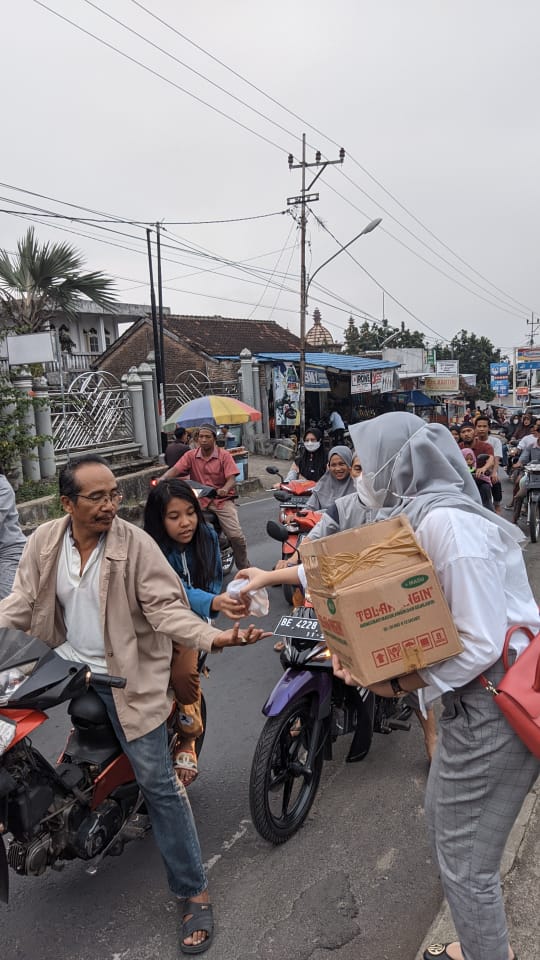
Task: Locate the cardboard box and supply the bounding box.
[299,515,463,686]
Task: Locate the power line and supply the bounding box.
[88,0,526,314]
[319,188,526,321]
[2,207,376,336]
[246,217,296,319]
[33,1,289,156]
[0,208,288,225]
[0,191,298,286]
[37,1,534,320]
[330,173,528,318]
[1,205,368,330]
[124,0,533,315]
[80,0,302,146]
[309,210,451,343]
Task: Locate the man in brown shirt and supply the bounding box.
[459,423,494,476]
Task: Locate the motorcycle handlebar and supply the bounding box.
[88,673,127,689]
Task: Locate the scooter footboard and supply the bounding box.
[262,669,332,720]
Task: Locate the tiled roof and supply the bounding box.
[164,315,301,354]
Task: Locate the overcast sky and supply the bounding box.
[2,0,539,357]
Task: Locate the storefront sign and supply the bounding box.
[370,369,395,393]
[461,374,477,386]
[424,375,460,394]
[304,366,330,391]
[351,371,372,394]
[436,359,459,376]
[516,348,540,370]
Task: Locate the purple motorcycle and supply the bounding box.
[248,523,412,845]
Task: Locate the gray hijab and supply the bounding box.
[306,445,355,511]
[348,412,524,542]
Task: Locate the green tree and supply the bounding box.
[344,317,426,353]
[0,229,116,471]
[0,227,116,334]
[434,330,500,395]
[0,377,47,472]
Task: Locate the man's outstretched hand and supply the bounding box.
[212,621,271,650]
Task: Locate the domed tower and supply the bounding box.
[306,308,334,348]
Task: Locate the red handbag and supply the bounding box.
[479,625,540,759]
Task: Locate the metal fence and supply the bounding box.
[49,370,135,455]
[165,370,239,418]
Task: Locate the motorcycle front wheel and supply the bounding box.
[249,696,326,844]
[528,495,540,543]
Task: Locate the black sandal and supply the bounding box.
[423,945,517,960]
[180,901,214,955]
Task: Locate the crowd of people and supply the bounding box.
[0,407,538,958]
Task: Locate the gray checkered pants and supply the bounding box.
[425,659,539,960]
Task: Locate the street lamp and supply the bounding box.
[298,217,382,436]
[380,329,401,349]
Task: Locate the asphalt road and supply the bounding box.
[3,483,538,960]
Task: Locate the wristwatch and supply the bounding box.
[390,677,407,697]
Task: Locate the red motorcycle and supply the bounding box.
[0,628,200,902]
[265,467,322,604]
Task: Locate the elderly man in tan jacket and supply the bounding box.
[0,454,265,955]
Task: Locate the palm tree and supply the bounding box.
[0,227,116,333]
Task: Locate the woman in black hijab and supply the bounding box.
[285,427,327,483]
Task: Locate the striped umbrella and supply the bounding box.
[163,395,262,431]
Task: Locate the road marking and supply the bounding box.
[203,818,251,873]
[238,495,273,507]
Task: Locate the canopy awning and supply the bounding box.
[402,390,437,406]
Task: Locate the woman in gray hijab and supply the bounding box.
[305,445,355,511]
[237,412,539,960]
[338,412,539,960]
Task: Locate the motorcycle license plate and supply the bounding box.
[273,615,324,642]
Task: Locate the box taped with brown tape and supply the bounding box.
[299,514,463,686]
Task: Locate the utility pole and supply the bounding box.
[526,312,539,401]
[156,221,166,424]
[287,134,345,437]
[145,228,161,414]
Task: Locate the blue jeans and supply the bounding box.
[96,688,207,899]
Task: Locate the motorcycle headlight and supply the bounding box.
[0,667,32,706]
[0,716,16,756]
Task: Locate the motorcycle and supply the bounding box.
[151,477,234,576]
[265,467,320,604]
[0,628,206,902]
[523,462,540,542]
[248,523,412,845]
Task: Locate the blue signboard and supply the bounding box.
[304,366,330,391]
[516,349,540,370]
[491,378,509,396]
[490,362,510,377]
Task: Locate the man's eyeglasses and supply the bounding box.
[76,491,123,505]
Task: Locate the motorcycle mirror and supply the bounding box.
[266,466,281,476]
[266,519,290,543]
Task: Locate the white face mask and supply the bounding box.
[304,440,321,452]
[354,423,427,508]
[355,474,388,508]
